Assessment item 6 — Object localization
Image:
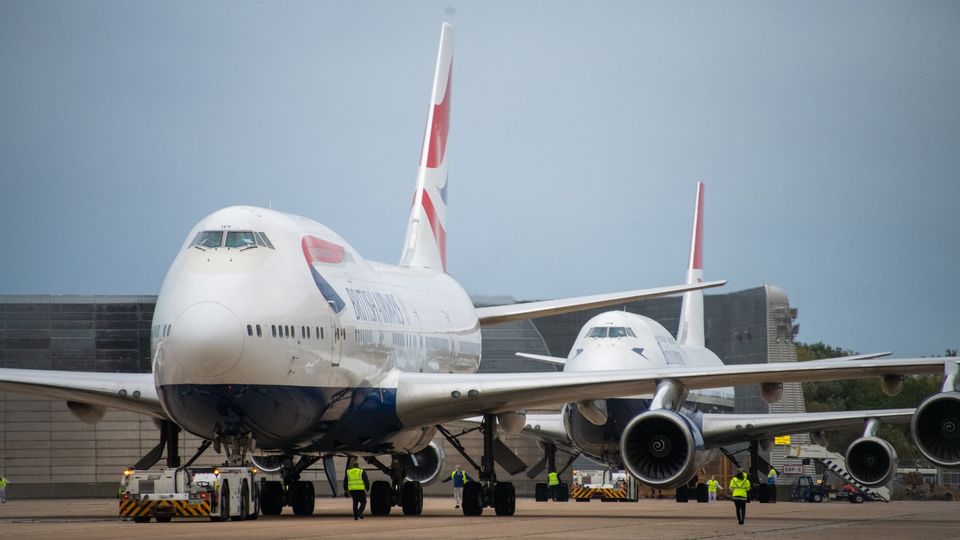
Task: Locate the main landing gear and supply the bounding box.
[258,455,321,516]
[438,414,519,516]
[364,454,424,516]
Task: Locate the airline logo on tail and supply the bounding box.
[400,23,453,273]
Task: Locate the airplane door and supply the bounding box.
[328,301,342,367]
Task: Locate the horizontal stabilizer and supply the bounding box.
[475,280,727,326]
[515,352,566,366]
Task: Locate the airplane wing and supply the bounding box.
[474,280,727,326]
[396,357,945,426]
[699,408,914,446]
[0,368,165,419]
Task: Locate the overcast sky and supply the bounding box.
[2,1,958,357]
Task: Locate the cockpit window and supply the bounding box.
[588,326,635,338]
[226,231,257,249]
[194,231,224,248]
[191,230,275,251]
[588,327,608,338]
[257,232,275,249]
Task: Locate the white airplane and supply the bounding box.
[0,24,957,519]
[510,182,960,497]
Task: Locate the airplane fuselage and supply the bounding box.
[151,206,481,454]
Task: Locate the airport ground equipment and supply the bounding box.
[570,469,635,502]
[789,474,832,503]
[119,466,258,522]
[787,444,889,502]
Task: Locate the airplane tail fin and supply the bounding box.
[677,182,705,347]
[400,23,453,272]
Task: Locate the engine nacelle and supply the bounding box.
[250,454,285,473]
[620,410,704,489]
[911,392,960,467]
[845,436,897,487]
[405,441,445,485]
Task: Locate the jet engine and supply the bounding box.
[911,392,960,467]
[405,441,445,485]
[620,410,704,489]
[845,437,897,487]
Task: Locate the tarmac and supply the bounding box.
[1,497,959,539]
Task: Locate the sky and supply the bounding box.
[1,1,958,357]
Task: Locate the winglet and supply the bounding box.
[400,23,454,272]
[678,182,705,347]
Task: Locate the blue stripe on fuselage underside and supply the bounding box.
[159,384,402,453]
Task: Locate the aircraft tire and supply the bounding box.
[556,483,570,502]
[494,482,516,516]
[534,482,548,502]
[371,481,393,516]
[212,480,230,522]
[260,480,284,515]
[291,480,315,515]
[462,482,483,516]
[401,481,423,515]
[231,480,249,521]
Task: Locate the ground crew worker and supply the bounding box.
[767,467,778,502]
[729,470,751,525]
[547,470,560,501]
[0,474,7,503]
[343,458,370,520]
[707,475,720,502]
[442,464,472,508]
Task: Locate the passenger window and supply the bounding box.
[271,325,277,338]
[194,231,224,248]
[256,324,262,337]
[307,327,311,339]
[320,327,324,340]
[246,324,253,336]
[588,327,608,338]
[258,232,275,249]
[225,231,257,249]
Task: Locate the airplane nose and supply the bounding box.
[170,302,244,377]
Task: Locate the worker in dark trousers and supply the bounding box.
[343,458,370,520]
[547,470,560,500]
[767,466,778,502]
[729,469,751,525]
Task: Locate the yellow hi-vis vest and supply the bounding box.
[347,468,365,491]
[729,476,750,499]
[707,479,718,493]
[547,472,559,486]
